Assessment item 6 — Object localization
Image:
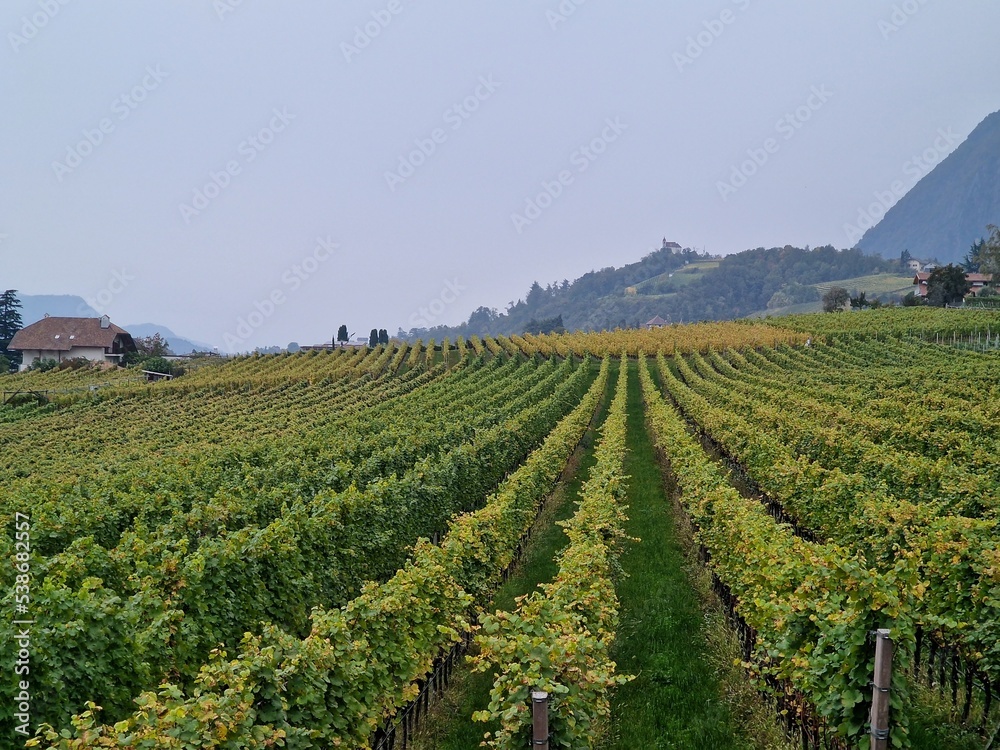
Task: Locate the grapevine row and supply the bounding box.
[640,354,913,747]
[1,356,594,731]
[472,357,632,749]
[658,350,1000,700]
[28,359,611,749]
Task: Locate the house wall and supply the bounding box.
[18,346,109,371]
[18,350,44,371]
[67,346,108,362]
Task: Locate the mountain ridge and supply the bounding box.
[855,109,1000,262]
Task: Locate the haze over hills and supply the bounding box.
[408,110,1000,341]
[18,105,998,350]
[18,251,912,353]
[122,323,215,355]
[855,109,1000,262]
[403,245,901,341]
[20,294,99,325]
[17,295,212,354]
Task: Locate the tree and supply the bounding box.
[0,290,23,368]
[962,240,984,272]
[368,328,379,348]
[468,306,498,333]
[134,333,171,357]
[29,358,58,372]
[900,249,912,269]
[822,286,850,312]
[901,291,923,306]
[965,225,1000,275]
[337,324,349,347]
[0,354,10,375]
[525,281,545,309]
[0,290,23,340]
[849,291,870,309]
[988,224,1000,265]
[925,264,971,307]
[378,329,389,345]
[142,356,180,376]
[524,315,565,335]
[123,333,186,375]
[767,283,820,309]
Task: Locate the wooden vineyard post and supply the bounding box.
[870,629,894,750]
[531,690,550,750]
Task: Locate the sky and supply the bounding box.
[2,1,999,351]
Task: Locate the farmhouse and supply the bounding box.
[9,315,137,371]
[913,272,993,298]
[646,315,669,329]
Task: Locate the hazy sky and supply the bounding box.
[3,1,999,350]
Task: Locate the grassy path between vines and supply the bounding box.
[409,360,618,750]
[599,360,792,750]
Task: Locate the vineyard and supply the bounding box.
[2,310,1000,748]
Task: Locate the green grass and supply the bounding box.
[811,272,914,296]
[746,300,824,317]
[632,261,720,296]
[906,679,991,750]
[648,357,984,749]
[409,361,618,750]
[747,273,915,317]
[599,361,792,750]
[413,359,798,749]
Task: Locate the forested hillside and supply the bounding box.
[404,245,895,340]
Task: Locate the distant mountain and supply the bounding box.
[856,110,1000,263]
[20,294,99,324]
[122,323,214,355]
[16,295,211,354]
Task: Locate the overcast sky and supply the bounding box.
[3,1,999,350]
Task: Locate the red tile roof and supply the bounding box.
[9,317,135,353]
[913,271,993,297]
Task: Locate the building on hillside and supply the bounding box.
[8,315,137,371]
[327,338,371,349]
[913,272,993,298]
[662,239,683,254]
[646,315,669,329]
[967,273,993,295]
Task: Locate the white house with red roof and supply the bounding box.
[8,315,137,371]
